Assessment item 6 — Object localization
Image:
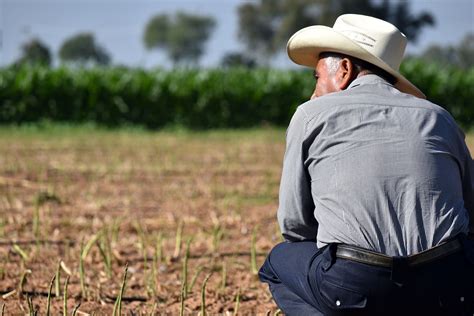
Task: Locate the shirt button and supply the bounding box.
[336,300,341,306]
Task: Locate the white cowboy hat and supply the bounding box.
[287,14,426,99]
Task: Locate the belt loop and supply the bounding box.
[322,244,338,271]
[390,256,409,287]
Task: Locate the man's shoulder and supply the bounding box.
[297,84,454,124]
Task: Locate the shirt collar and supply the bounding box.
[348,74,391,90]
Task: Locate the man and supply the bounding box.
[259,14,474,316]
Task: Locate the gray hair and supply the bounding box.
[319,52,397,84]
[324,55,343,74]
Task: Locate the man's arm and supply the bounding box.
[277,107,318,242]
[466,157,474,240]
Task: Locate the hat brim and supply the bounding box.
[287,25,426,99]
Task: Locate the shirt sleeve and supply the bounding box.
[455,127,474,234]
[277,107,318,241]
[465,155,474,234]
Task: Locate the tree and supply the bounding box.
[237,0,435,61]
[220,52,256,68]
[420,32,474,69]
[143,12,216,65]
[15,38,52,66]
[457,33,474,68]
[59,33,110,65]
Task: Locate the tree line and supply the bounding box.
[12,0,474,69]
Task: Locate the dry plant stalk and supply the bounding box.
[212,223,224,253]
[112,263,129,316]
[151,232,165,297]
[18,269,32,298]
[13,244,28,262]
[155,232,163,264]
[79,240,87,299]
[27,295,34,316]
[63,275,70,316]
[233,288,241,316]
[33,203,40,240]
[55,260,61,297]
[97,233,112,278]
[181,237,192,298]
[179,283,185,316]
[173,221,184,258]
[250,226,259,275]
[46,274,55,316]
[200,273,213,316]
[221,261,227,291]
[72,303,81,316]
[189,265,204,293]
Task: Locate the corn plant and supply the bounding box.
[79,232,101,299]
[97,231,112,278]
[181,237,192,298]
[250,226,259,275]
[32,203,40,241]
[149,303,158,316]
[155,232,163,265]
[33,190,60,241]
[55,260,61,297]
[60,260,72,275]
[151,233,163,296]
[18,269,32,297]
[111,217,122,244]
[15,65,474,127]
[233,288,240,316]
[173,221,184,259]
[79,240,86,299]
[0,217,5,237]
[46,274,55,316]
[211,223,224,253]
[221,261,227,291]
[27,295,35,316]
[12,244,28,263]
[72,303,81,316]
[200,273,212,316]
[112,263,128,316]
[179,282,185,316]
[189,265,204,293]
[63,275,70,316]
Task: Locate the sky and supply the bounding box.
[0,0,473,68]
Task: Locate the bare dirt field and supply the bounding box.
[1,126,473,315]
[0,126,286,315]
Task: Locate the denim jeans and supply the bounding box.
[259,239,474,316]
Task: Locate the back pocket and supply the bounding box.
[319,278,368,311]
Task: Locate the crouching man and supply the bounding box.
[259,14,474,316]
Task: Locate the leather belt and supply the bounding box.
[336,238,463,268]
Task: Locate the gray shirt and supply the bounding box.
[278,75,474,256]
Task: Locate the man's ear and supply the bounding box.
[337,58,356,90]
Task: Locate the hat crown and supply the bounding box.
[333,14,407,70]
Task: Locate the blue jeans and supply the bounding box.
[259,239,474,316]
